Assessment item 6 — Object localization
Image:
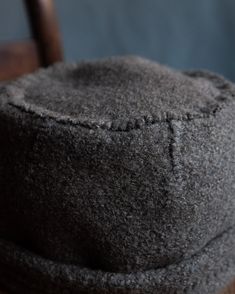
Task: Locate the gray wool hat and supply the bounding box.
[0,56,234,294]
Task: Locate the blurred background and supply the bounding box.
[0,0,235,81]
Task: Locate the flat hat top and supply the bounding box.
[2,56,233,130]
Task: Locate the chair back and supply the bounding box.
[0,0,63,81]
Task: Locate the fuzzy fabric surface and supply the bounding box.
[0,56,234,293]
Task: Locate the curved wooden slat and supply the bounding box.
[0,40,41,81]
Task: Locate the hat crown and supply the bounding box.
[3,56,227,132]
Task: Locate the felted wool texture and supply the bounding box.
[0,56,234,294]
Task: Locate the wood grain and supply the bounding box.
[24,0,63,66]
[0,40,41,81]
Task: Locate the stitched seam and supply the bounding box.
[5,70,234,133]
[8,100,226,133]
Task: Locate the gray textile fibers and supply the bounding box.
[0,56,234,293]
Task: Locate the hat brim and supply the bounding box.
[0,226,234,294]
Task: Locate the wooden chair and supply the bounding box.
[0,0,63,81]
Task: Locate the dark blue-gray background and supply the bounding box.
[0,0,235,81]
